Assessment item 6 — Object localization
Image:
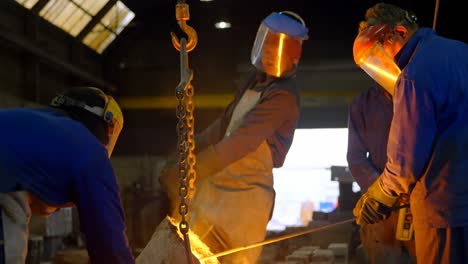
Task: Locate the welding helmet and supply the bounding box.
[50,87,123,157]
[353,24,401,96]
[251,11,309,78]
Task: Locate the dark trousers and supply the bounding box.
[0,212,4,264]
[414,225,468,264]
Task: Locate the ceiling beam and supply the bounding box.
[77,0,118,41]
[31,0,50,14]
[118,89,363,109]
[0,27,116,91]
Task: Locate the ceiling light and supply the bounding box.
[214,21,231,29]
[200,0,213,2]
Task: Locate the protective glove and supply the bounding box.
[192,145,223,181]
[159,145,223,212]
[353,177,399,225]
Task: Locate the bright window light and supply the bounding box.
[214,21,231,29]
[267,128,350,231]
[18,0,134,54]
[82,1,135,53]
[15,0,40,9]
[39,0,107,37]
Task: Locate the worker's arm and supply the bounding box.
[346,96,380,192]
[74,152,134,264]
[381,76,437,195]
[195,117,223,153]
[160,89,298,196]
[212,89,299,170]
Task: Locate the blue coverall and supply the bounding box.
[347,85,415,263]
[0,108,134,263]
[380,28,468,262]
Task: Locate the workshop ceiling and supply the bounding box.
[117,0,466,56]
[9,0,465,155]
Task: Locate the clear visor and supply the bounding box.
[353,24,401,96]
[104,96,123,157]
[251,24,303,77]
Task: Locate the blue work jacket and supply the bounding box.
[347,85,393,192]
[381,28,468,227]
[0,108,134,263]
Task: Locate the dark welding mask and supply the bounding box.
[353,24,402,96]
[251,11,309,78]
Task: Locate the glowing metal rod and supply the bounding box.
[199,218,355,262]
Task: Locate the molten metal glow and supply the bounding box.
[168,217,220,264]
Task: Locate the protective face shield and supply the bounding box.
[251,11,308,78]
[50,87,123,157]
[353,24,401,96]
[103,95,123,157]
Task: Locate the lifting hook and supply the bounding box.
[171,2,198,52]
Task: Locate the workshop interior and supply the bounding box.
[0,0,465,263]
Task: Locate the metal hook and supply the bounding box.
[171,3,198,52]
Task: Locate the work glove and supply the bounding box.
[353,177,398,225]
[159,145,223,212]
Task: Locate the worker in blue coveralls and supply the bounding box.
[159,11,308,263]
[0,87,134,263]
[352,3,468,263]
[347,83,415,263]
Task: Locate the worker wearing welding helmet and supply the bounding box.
[157,11,308,264]
[352,3,468,263]
[0,87,133,263]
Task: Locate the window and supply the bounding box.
[82,1,135,53]
[15,0,40,9]
[268,128,350,231]
[15,0,135,54]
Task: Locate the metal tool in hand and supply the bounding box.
[395,193,414,241]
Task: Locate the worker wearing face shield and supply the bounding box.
[159,11,308,263]
[0,87,133,263]
[352,3,468,263]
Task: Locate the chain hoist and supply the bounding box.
[171,0,198,263]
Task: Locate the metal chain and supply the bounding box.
[172,0,197,261]
[176,86,189,234]
[186,83,197,199]
[175,38,196,263]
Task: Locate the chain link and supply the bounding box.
[186,84,197,196]
[175,75,197,246]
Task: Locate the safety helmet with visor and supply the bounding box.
[251,11,309,78]
[50,87,123,157]
[353,23,402,96]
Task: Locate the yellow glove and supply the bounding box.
[353,177,399,225]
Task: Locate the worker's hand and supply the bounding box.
[353,177,398,225]
[158,145,223,214]
[193,145,223,181]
